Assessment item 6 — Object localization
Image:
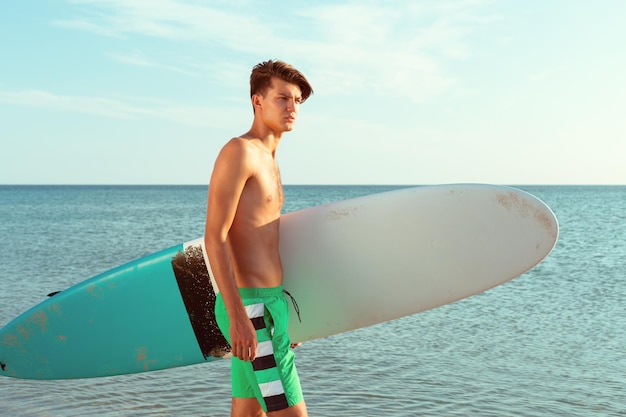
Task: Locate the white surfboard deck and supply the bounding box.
[279,184,559,342]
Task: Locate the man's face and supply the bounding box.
[256,77,303,133]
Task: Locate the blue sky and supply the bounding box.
[1,0,624,185]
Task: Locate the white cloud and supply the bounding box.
[54,0,492,103]
[107,53,198,76]
[0,89,144,119]
[55,0,273,45]
[0,89,238,127]
[286,2,487,102]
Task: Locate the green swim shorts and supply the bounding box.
[214,286,304,413]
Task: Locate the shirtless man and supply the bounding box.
[204,61,313,417]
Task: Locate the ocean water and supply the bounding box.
[0,185,624,417]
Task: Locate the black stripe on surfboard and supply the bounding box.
[171,244,230,359]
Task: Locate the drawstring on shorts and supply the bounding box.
[283,290,302,323]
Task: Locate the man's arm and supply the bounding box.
[204,139,258,362]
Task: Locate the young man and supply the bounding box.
[204,60,313,417]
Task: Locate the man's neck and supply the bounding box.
[245,123,283,156]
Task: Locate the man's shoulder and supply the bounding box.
[226,135,266,151]
[222,136,269,160]
[224,136,247,149]
[210,139,256,188]
[219,137,254,159]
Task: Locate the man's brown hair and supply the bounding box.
[250,60,313,103]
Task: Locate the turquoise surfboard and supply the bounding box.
[0,184,558,379]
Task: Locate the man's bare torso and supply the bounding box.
[227,138,284,289]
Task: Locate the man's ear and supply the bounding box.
[251,94,263,112]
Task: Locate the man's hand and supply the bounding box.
[230,316,258,362]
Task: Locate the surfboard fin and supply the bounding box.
[47,291,62,297]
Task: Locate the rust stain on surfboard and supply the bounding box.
[27,311,49,333]
[17,324,32,341]
[136,347,158,371]
[86,284,104,298]
[1,333,21,348]
[327,206,362,221]
[137,347,147,363]
[496,192,557,238]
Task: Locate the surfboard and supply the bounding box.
[0,184,558,380]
